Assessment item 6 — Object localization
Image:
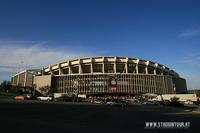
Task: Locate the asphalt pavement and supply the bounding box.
[0,99,199,133]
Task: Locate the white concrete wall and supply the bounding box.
[33,75,52,93]
[156,94,197,102]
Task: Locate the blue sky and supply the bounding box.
[0,0,200,89]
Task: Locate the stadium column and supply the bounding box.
[49,66,54,76]
[125,57,128,73]
[90,57,93,74]
[153,69,157,75]
[58,63,63,75]
[102,57,105,73]
[145,61,149,74]
[135,64,138,74]
[161,66,164,75]
[78,59,82,74]
[154,63,158,75]
[114,56,117,73]
[68,61,71,74]
[136,59,139,74]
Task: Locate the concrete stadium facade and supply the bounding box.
[11,69,39,87]
[11,69,40,92]
[35,56,187,95]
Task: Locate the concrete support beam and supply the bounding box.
[145,67,148,74]
[145,61,149,74]
[136,64,139,74]
[102,57,105,73]
[161,66,164,75]
[79,64,82,74]
[58,64,63,75]
[125,57,128,73]
[90,58,93,74]
[90,64,93,74]
[136,59,139,74]
[49,66,53,76]
[68,61,71,74]
[154,63,158,75]
[154,69,157,75]
[114,56,117,73]
[78,59,82,74]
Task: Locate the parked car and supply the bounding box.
[54,96,70,102]
[106,99,127,107]
[37,96,53,101]
[92,99,105,104]
[184,100,194,105]
[142,101,159,105]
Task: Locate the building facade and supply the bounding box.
[52,74,175,95]
[35,56,187,95]
[11,69,40,89]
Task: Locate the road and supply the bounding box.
[0,100,199,133]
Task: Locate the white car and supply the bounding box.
[184,100,194,105]
[37,96,53,101]
[93,100,105,104]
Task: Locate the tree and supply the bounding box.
[1,80,12,92]
[38,85,51,95]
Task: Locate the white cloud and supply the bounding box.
[0,40,91,74]
[179,28,200,37]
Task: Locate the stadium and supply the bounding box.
[11,56,187,96]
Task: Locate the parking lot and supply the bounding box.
[0,99,200,133]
